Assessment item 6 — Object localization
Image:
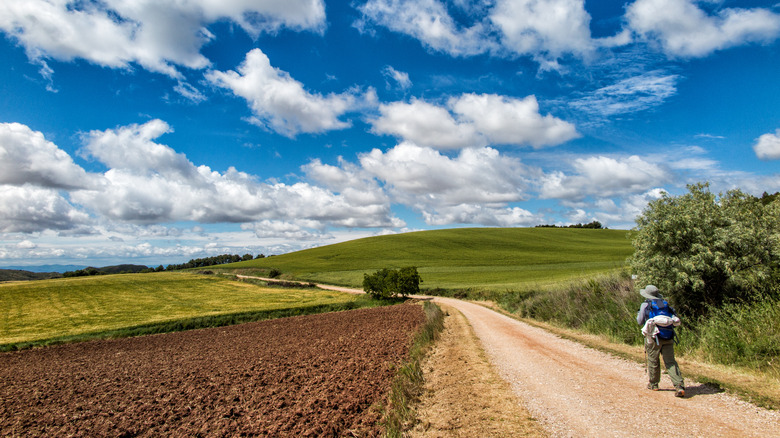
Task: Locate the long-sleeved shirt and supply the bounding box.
[637,301,650,325]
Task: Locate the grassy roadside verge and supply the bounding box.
[382,301,445,437]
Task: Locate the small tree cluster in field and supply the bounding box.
[630,183,780,317]
[362,267,422,299]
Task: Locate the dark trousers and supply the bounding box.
[645,338,684,388]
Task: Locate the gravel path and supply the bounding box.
[433,297,780,438]
[230,277,779,435]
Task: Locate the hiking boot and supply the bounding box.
[647,383,659,391]
[675,387,685,398]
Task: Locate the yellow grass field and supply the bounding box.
[0,271,363,347]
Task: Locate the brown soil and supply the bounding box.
[410,304,545,437]
[0,304,425,437]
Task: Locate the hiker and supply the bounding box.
[637,285,685,397]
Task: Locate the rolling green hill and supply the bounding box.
[225,227,634,291]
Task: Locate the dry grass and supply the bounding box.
[409,303,546,437]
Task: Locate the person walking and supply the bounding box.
[637,285,685,397]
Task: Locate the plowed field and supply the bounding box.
[0,303,425,437]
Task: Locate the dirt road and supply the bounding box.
[434,297,779,437]
[234,275,365,294]
[234,276,779,435]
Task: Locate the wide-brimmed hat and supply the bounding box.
[640,285,663,300]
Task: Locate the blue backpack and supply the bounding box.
[647,299,675,340]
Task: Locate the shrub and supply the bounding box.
[268,268,282,278]
[630,183,780,317]
[363,267,422,299]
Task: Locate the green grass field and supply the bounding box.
[224,227,634,291]
[0,271,369,349]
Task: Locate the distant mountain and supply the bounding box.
[95,264,150,274]
[0,269,62,282]
[0,264,150,282]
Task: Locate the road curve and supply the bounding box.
[433,297,779,437]
[233,275,779,436]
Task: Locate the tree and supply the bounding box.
[362,267,422,299]
[396,266,422,296]
[630,183,780,316]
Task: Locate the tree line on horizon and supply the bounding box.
[535,220,604,229]
[62,254,267,278]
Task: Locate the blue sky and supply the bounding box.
[1,0,779,268]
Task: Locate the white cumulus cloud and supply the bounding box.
[241,220,330,241]
[357,0,629,67]
[0,0,326,78]
[0,120,404,235]
[422,204,542,227]
[371,94,579,149]
[0,185,92,233]
[371,99,481,149]
[72,119,401,228]
[80,119,195,177]
[359,143,532,204]
[355,0,496,56]
[353,142,541,226]
[0,122,95,190]
[452,94,581,148]
[490,0,596,60]
[627,0,780,58]
[207,48,372,137]
[754,129,780,160]
[540,155,669,200]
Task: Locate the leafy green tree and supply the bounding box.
[363,267,422,299]
[630,183,780,316]
[760,192,780,205]
[362,268,395,299]
[396,266,422,296]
